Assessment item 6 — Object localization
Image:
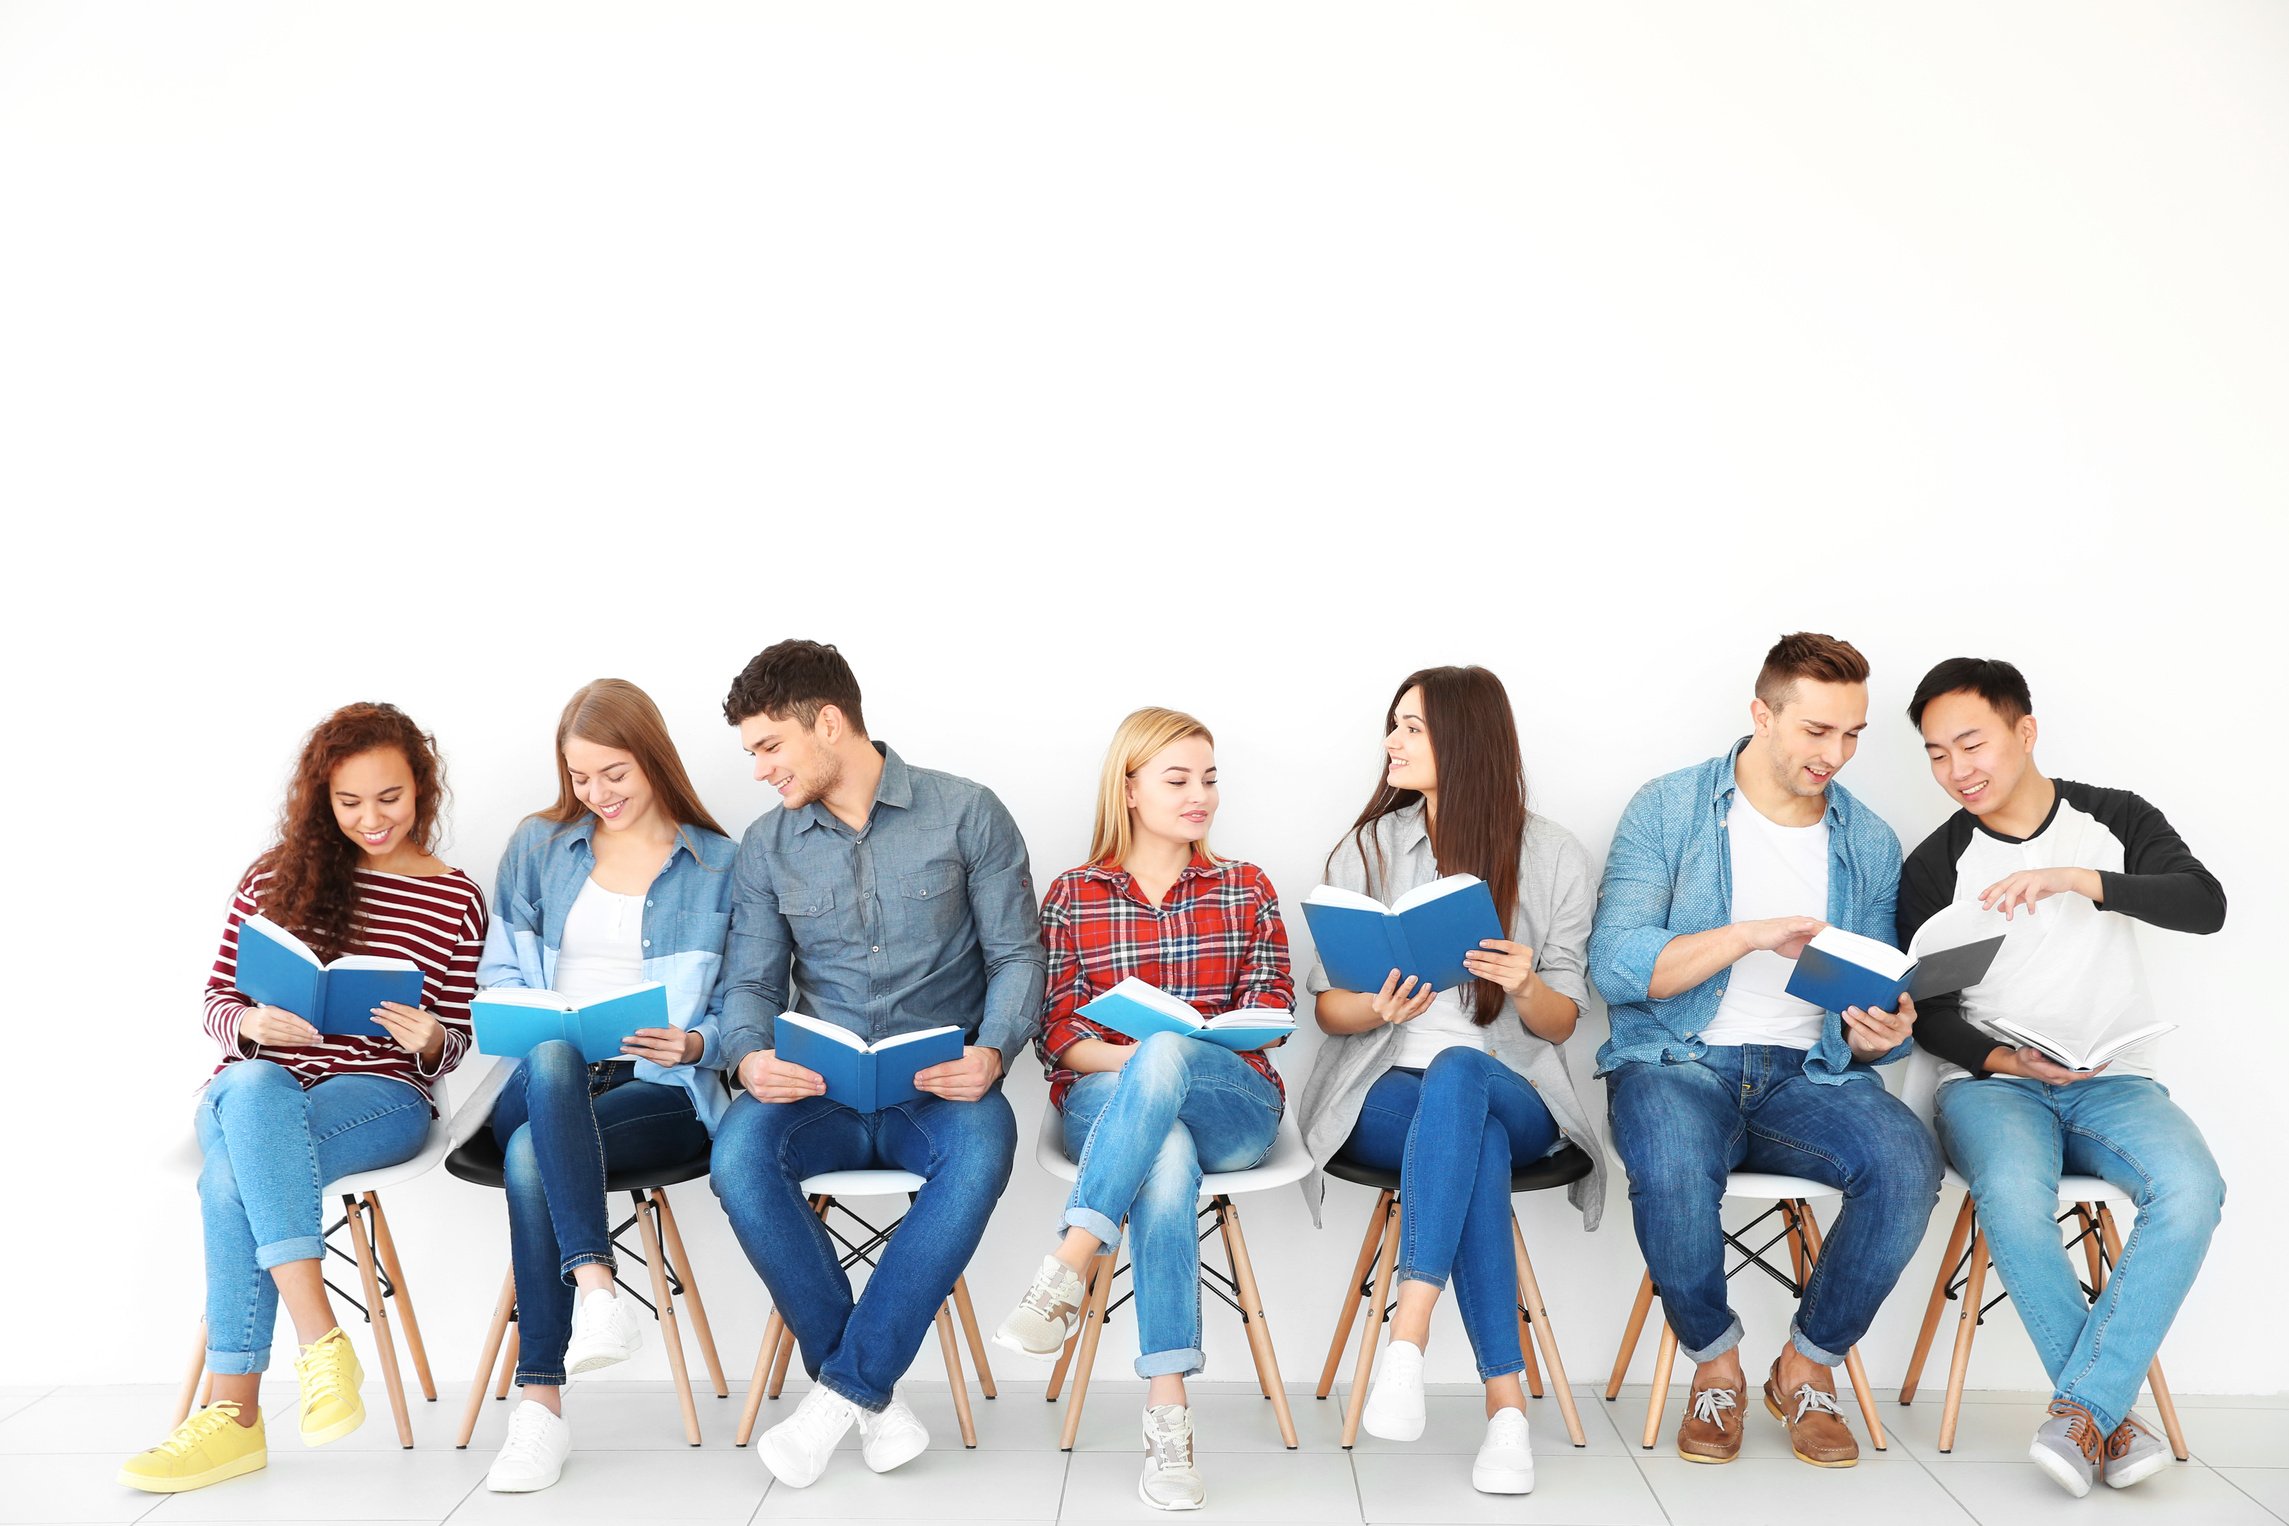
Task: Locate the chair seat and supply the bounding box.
[1941,1165,2129,1204]
[444,1132,713,1193]
[331,1120,453,1196]
[1033,1109,1313,1196]
[1321,1139,1593,1196]
[1724,1170,1843,1201]
[801,1168,927,1197]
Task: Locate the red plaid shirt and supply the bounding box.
[1035,856,1294,1109]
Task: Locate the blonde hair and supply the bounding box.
[1087,707,1220,868]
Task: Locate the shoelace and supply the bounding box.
[497,1404,559,1467]
[788,1389,854,1445]
[2048,1399,2102,1461]
[1786,1384,1845,1424]
[1021,1261,1079,1320]
[1144,1407,1195,1473]
[296,1337,349,1415]
[1690,1387,1738,1432]
[2103,1414,2151,1461]
[156,1403,243,1457]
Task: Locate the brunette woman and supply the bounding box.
[474,679,736,1493]
[994,708,1292,1512]
[1293,667,1606,1496]
[121,704,487,1494]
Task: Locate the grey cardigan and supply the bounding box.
[1293,804,1608,1231]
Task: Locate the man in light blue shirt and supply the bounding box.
[1588,633,1938,1469]
[709,640,1045,1490]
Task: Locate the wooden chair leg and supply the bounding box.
[1517,1298,1544,1398]
[1902,1196,1974,1404]
[1789,1200,1885,1449]
[1219,1196,1299,1448]
[766,1321,798,1399]
[935,1301,977,1447]
[1511,1214,1588,1448]
[175,1321,209,1428]
[2073,1204,2108,1296]
[653,1191,728,1399]
[494,1328,520,1400]
[1211,1202,1276,1404]
[1641,1319,1679,1449]
[1938,1230,1991,1452]
[1058,1228,1121,1451]
[736,1312,781,1447]
[2095,1204,2191,1461]
[949,1275,998,1400]
[365,1193,435,1402]
[1606,1269,1655,1401]
[1044,1256,1091,1404]
[457,1266,517,1448]
[1318,1191,1392,1400]
[635,1190,702,1446]
[1340,1195,1402,1449]
[341,1193,414,1448]
[197,1369,213,1412]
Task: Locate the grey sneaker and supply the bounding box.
[2029,1399,2105,1498]
[2104,1412,2173,1490]
[1138,1404,1204,1512]
[993,1254,1086,1360]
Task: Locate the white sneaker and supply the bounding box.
[758,1387,859,1489]
[1139,1403,1205,1511]
[485,1400,572,1493]
[994,1254,1087,1359]
[563,1288,645,1377]
[858,1392,929,1474]
[1361,1339,1427,1441]
[1471,1406,1534,1494]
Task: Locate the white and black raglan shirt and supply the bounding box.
[1897,781,2225,1086]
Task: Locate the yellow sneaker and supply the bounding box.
[294,1327,366,1445]
[117,1401,267,1493]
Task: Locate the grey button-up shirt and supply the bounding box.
[720,743,1048,1078]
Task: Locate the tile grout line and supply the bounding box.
[2215,1465,2289,1525]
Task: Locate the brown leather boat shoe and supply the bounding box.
[1677,1383,1745,1463]
[1763,1361,1859,1467]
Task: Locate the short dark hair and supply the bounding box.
[1907,657,2032,731]
[722,639,867,733]
[1755,632,1870,710]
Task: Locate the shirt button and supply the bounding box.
[872,945,882,953]
[646,900,654,908]
[642,940,651,948]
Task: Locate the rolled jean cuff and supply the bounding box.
[1477,1356,1526,1382]
[204,1345,271,1376]
[1679,1314,1744,1365]
[2056,1388,2123,1437]
[1135,1346,1204,1380]
[558,1251,616,1286]
[515,1365,568,1388]
[1061,1205,1122,1248]
[255,1235,325,1271]
[1789,1321,1847,1369]
[1393,1263,1451,1293]
[821,1374,888,1415]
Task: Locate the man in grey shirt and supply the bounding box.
[709,640,1046,1490]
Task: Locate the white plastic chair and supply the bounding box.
[1891,1051,2190,1459]
[733,1168,996,1449]
[174,1064,501,1446]
[1034,1106,1313,1450]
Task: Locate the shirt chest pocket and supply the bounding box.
[895,865,966,939]
[674,910,732,956]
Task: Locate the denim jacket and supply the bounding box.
[478,814,739,1132]
[1588,739,1907,1082]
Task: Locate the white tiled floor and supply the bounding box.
[5,1380,2282,1525]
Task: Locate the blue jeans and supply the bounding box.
[710,1087,1016,1412]
[1606,1046,1940,1365]
[489,1042,711,1386]
[1059,1034,1282,1379]
[1334,1049,1559,1381]
[195,1061,431,1375]
[1935,1075,2224,1435]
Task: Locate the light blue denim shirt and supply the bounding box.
[477,814,738,1132]
[1589,739,1908,1082]
[720,743,1047,1077]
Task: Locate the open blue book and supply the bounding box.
[1783,927,2007,1015]
[1300,874,1505,994]
[1078,977,1295,1052]
[471,982,671,1063]
[234,914,424,1041]
[775,1012,965,1113]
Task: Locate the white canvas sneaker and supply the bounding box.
[485,1400,572,1493]
[758,1387,859,1489]
[563,1288,645,1377]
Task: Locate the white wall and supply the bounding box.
[3,4,2284,1399]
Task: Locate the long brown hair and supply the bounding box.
[1331,666,1528,1026]
[542,679,728,843]
[255,703,447,961]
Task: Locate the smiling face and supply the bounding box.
[330,747,418,860]
[1752,678,1868,798]
[563,736,658,835]
[738,707,845,811]
[1919,688,2038,818]
[1384,685,1438,795]
[1124,734,1218,849]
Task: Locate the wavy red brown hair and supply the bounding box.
[254,703,447,960]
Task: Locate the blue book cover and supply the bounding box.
[472,982,671,1063]
[1783,927,1915,1014]
[1300,874,1505,994]
[235,915,422,1041]
[1078,977,1295,1053]
[775,1013,966,1112]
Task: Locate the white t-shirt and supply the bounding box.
[1391,986,1490,1068]
[553,876,648,1006]
[1700,791,1829,1049]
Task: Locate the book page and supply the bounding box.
[778,1011,866,1050]
[1390,873,1483,915]
[1803,926,1914,981]
[474,988,577,1011]
[1104,977,1203,1022]
[1303,883,1387,913]
[242,914,321,967]
[874,1024,965,1052]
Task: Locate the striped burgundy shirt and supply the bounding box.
[204,863,489,1115]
